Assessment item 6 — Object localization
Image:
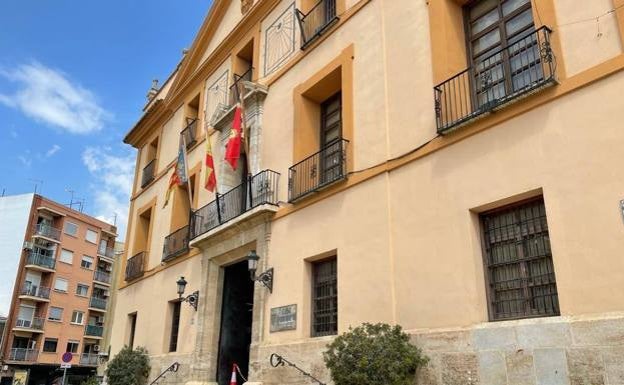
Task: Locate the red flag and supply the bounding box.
[225,106,242,170]
[204,133,217,192]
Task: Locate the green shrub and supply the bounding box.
[105,346,151,385]
[80,376,100,385]
[323,323,428,385]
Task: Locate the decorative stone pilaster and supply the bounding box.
[241,0,254,14]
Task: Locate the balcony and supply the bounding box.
[141,159,156,188]
[93,270,111,285]
[181,118,198,149]
[89,297,108,311]
[162,225,190,262]
[19,284,51,301]
[97,245,115,259]
[85,324,104,338]
[190,170,280,240]
[26,251,56,271]
[296,0,339,50]
[14,317,45,332]
[125,252,145,281]
[8,348,38,362]
[33,223,61,242]
[288,139,348,202]
[228,68,253,107]
[80,353,99,366]
[434,27,555,134]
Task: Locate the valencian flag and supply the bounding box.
[204,129,217,192]
[164,135,188,207]
[224,105,243,170]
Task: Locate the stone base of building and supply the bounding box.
[247,313,624,385]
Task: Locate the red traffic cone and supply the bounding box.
[230,364,238,385]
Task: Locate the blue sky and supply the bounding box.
[0,1,211,239]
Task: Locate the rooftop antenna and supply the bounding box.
[113,213,118,226]
[1,188,5,197]
[28,179,44,194]
[65,188,84,211]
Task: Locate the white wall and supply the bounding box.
[0,193,34,316]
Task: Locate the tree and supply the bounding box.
[80,376,100,385]
[323,323,428,385]
[105,346,151,385]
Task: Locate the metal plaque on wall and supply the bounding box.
[270,304,297,332]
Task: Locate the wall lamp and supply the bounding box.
[246,250,273,293]
[176,276,199,311]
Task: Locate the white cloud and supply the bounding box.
[0,62,111,134]
[82,146,135,240]
[17,155,32,167]
[45,144,61,157]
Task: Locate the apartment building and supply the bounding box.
[110,0,624,384]
[0,194,118,385]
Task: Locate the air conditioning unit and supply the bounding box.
[93,345,100,352]
[96,316,104,325]
[105,265,113,272]
[2,365,8,371]
[103,290,110,297]
[23,241,33,250]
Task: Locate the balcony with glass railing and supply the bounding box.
[19,283,51,301]
[80,353,99,366]
[84,324,104,338]
[93,270,111,285]
[25,251,56,271]
[89,297,108,311]
[14,317,45,332]
[33,223,61,241]
[97,244,115,259]
[8,348,38,362]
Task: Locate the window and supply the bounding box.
[76,284,89,297]
[81,255,94,269]
[319,92,344,185]
[85,229,98,244]
[128,313,137,349]
[54,278,68,292]
[465,0,538,107]
[48,307,63,322]
[169,301,181,352]
[64,221,78,236]
[311,258,337,337]
[71,311,84,325]
[66,341,79,354]
[481,197,559,320]
[59,249,74,264]
[43,338,58,353]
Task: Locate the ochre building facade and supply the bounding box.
[110,0,624,384]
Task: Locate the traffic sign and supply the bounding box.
[62,352,73,363]
[60,363,72,369]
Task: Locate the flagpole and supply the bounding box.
[237,77,253,178]
[180,134,194,211]
[203,120,219,196]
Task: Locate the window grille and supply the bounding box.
[481,198,559,320]
[312,258,337,337]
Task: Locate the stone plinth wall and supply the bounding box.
[247,314,624,385]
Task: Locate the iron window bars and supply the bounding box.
[228,68,253,107]
[141,159,157,188]
[190,169,280,240]
[296,0,339,50]
[288,138,348,202]
[312,258,337,337]
[481,198,560,321]
[162,225,190,262]
[181,118,198,149]
[434,26,555,134]
[125,251,146,281]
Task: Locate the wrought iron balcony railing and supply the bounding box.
[190,170,280,239]
[26,251,56,270]
[20,284,51,300]
[80,353,99,366]
[8,348,38,362]
[125,252,145,281]
[34,223,61,241]
[15,317,45,330]
[289,139,348,202]
[98,245,115,259]
[181,118,198,149]
[296,0,339,49]
[141,159,157,188]
[162,225,190,262]
[89,297,108,310]
[434,27,555,134]
[228,68,253,107]
[93,270,111,284]
[85,324,104,337]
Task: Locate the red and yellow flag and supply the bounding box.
[224,106,243,170]
[204,133,217,192]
